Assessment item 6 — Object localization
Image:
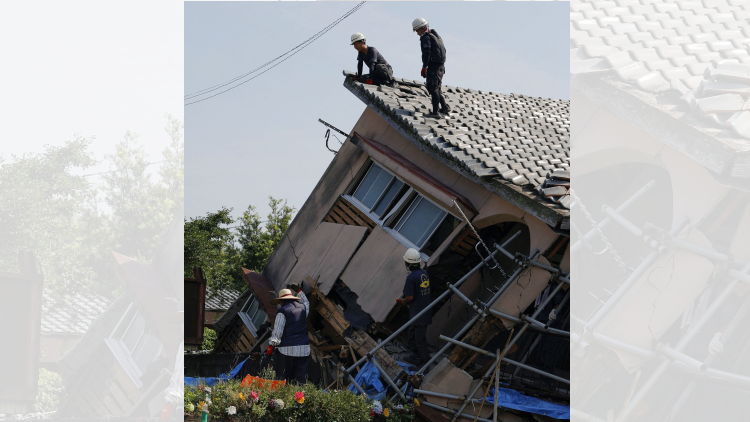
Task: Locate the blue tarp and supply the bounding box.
[483,386,570,420]
[348,360,416,400]
[184,358,248,387]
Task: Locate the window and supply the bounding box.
[238,295,268,337]
[105,303,163,388]
[347,161,461,257]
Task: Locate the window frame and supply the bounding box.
[104,302,163,389]
[238,294,267,338]
[344,160,460,260]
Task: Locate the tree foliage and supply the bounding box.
[184,197,295,294]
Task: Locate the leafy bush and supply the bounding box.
[35,368,65,413]
[202,327,217,351]
[185,368,376,422]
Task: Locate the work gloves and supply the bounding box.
[709,332,724,355]
[160,403,173,421]
[421,67,427,77]
[266,345,274,356]
[549,309,557,321]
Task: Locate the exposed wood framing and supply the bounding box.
[347,329,403,380]
[323,196,376,231]
[449,225,480,257]
[308,276,350,344]
[449,315,508,370]
[213,317,258,353]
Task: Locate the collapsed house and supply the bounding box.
[52,214,184,418]
[213,72,571,421]
[570,1,750,421]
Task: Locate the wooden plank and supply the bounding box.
[327,211,347,225]
[107,378,133,415]
[332,202,359,226]
[110,361,141,403]
[347,329,403,380]
[315,225,368,294]
[357,245,409,322]
[340,226,401,297]
[336,201,369,228]
[309,276,350,341]
[448,316,506,370]
[341,200,376,228]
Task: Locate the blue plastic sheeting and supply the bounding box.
[184,358,248,387]
[483,386,570,420]
[348,360,418,400]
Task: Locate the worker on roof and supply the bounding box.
[161,311,185,422]
[397,248,434,367]
[412,18,451,118]
[266,280,310,384]
[351,32,395,87]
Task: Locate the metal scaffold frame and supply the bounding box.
[569,180,750,422]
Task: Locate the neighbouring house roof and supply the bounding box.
[570,0,750,181]
[205,286,241,310]
[41,291,110,335]
[343,71,570,230]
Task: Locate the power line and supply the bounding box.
[184,1,366,106]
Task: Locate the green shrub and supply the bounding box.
[184,370,374,421]
[35,368,65,413]
[202,327,217,351]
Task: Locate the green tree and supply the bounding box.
[184,207,240,292]
[236,196,295,272]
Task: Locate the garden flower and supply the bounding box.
[239,392,244,400]
[198,384,204,391]
[414,398,420,406]
[384,408,390,417]
[186,403,195,412]
[294,391,305,404]
[250,391,259,402]
[227,406,237,415]
[396,405,404,410]
[198,401,205,411]
[273,399,285,409]
[371,401,383,415]
[204,386,212,394]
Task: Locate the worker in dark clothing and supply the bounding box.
[351,32,394,87]
[266,282,310,384]
[397,248,433,367]
[412,18,450,118]
[681,278,740,422]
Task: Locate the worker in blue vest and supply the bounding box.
[351,32,395,87]
[266,282,310,384]
[412,18,451,118]
[397,248,433,367]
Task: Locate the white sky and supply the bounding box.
[0,1,183,174]
[185,1,569,223]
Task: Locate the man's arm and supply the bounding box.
[269,313,286,346]
[299,291,310,317]
[421,35,431,68]
[357,59,363,78]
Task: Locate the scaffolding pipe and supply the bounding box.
[347,371,368,396]
[584,216,691,331]
[343,231,521,376]
[658,344,707,371]
[618,264,749,421]
[420,400,495,422]
[416,248,535,375]
[525,258,562,274]
[602,205,643,238]
[570,408,608,422]
[546,290,569,329]
[667,290,750,421]
[514,313,570,337]
[369,355,405,400]
[571,179,655,254]
[438,336,570,385]
[450,352,503,422]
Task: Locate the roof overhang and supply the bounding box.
[572,73,750,185]
[345,77,570,231]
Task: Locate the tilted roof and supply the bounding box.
[41,291,110,335]
[343,71,570,229]
[570,0,750,181]
[205,286,241,310]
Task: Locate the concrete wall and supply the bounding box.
[571,92,729,369]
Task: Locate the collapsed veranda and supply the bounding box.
[196,71,571,420]
[570,1,750,420]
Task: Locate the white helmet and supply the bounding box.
[412,17,428,32]
[351,32,366,45]
[404,248,422,264]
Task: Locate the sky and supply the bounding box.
[185,1,569,223]
[0,1,183,176]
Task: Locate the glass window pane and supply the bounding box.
[245,298,259,319]
[353,165,383,205]
[133,333,162,374]
[372,179,404,218]
[122,314,145,354]
[394,197,421,231]
[361,169,393,209]
[397,198,446,247]
[252,309,268,329]
[421,214,461,256]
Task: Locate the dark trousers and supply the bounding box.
[407,324,430,363]
[359,63,393,86]
[426,64,447,113]
[273,352,309,385]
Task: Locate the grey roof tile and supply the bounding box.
[570,0,750,138]
[205,286,241,310]
[344,72,570,211]
[41,291,110,334]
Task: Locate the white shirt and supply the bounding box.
[164,341,185,404]
[269,291,310,357]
